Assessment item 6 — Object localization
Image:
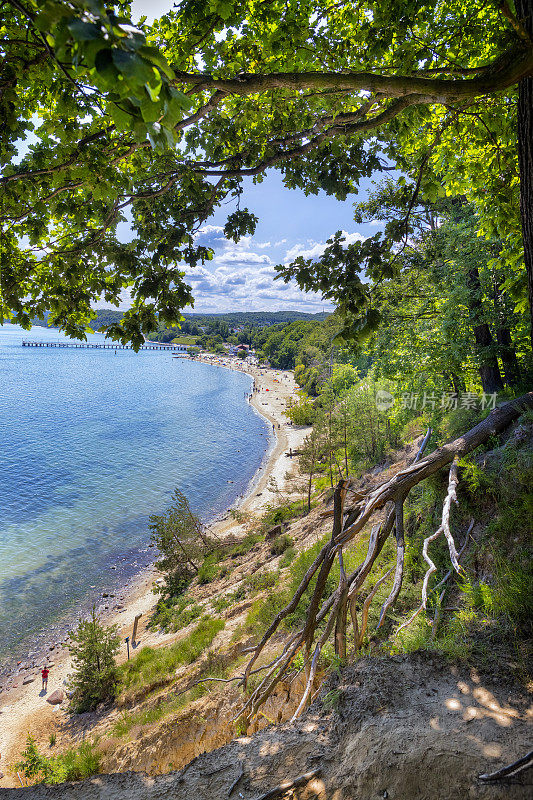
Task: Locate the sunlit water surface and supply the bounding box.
[0,324,269,665]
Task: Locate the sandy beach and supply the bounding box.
[0,357,310,787]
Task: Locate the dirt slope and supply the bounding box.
[2,653,531,799]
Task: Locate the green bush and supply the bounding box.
[270,534,293,556]
[150,593,191,631]
[212,585,247,612]
[286,392,316,425]
[197,553,221,584]
[245,590,288,634]
[279,546,297,567]
[260,504,296,533]
[15,735,100,785]
[245,570,278,594]
[150,489,218,600]
[230,533,262,557]
[118,617,224,692]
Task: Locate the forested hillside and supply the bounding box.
[270,199,532,398]
[3,0,533,794]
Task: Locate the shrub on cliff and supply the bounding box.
[68,608,120,713]
[150,488,220,600]
[15,735,100,784]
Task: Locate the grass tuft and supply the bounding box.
[118,617,224,693]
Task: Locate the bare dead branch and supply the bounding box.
[239,396,532,721]
[357,566,394,647]
[377,496,406,627]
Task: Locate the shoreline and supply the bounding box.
[0,357,310,786]
[0,357,265,681]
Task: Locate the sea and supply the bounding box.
[0,323,270,669]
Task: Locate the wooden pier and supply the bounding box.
[22,340,189,352]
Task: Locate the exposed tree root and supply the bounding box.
[478,749,533,781]
[251,769,322,800]
[239,394,533,724]
[397,524,473,637]
[422,456,461,608]
[227,764,245,797]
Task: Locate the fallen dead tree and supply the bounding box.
[238,393,533,726]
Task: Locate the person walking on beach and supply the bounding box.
[41,665,49,691]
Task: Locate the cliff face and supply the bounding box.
[1,653,531,800]
[3,416,532,798]
[101,674,308,776]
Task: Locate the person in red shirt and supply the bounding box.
[41,666,50,691]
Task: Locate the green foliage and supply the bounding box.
[3,1,531,344]
[259,503,298,532]
[321,688,343,711]
[259,321,321,370]
[391,418,533,670]
[229,533,262,557]
[15,736,100,785]
[270,534,293,556]
[150,489,216,600]
[245,569,278,594]
[460,554,533,627]
[197,553,222,585]
[319,642,344,672]
[111,683,208,738]
[279,546,297,568]
[212,584,247,612]
[150,594,205,632]
[245,590,288,635]
[286,393,316,425]
[118,617,224,692]
[68,608,120,713]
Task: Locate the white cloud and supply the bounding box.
[216,250,271,265]
[196,224,224,236]
[285,241,328,261]
[181,256,333,313]
[285,230,365,262]
[104,228,339,314]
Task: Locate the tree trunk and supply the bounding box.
[515,0,533,349]
[448,373,465,394]
[466,267,504,393]
[475,322,504,393]
[496,327,521,387]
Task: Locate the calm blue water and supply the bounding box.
[0,324,269,664]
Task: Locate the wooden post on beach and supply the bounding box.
[132,613,142,646]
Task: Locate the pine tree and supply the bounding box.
[68,608,120,713]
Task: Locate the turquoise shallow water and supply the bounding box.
[0,324,270,665]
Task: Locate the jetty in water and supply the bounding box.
[22,340,189,352]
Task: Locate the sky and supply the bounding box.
[124,1,381,314]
